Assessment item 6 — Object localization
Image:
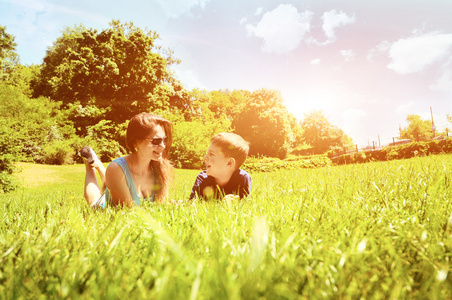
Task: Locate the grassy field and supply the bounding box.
[1,155,452,299]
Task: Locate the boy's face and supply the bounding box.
[204,143,230,178]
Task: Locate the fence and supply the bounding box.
[330,144,359,158]
[330,133,450,159]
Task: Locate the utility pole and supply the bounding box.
[431,106,436,138]
[399,123,402,140]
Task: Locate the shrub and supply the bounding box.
[85,120,127,162]
[333,138,452,165]
[170,118,231,169]
[0,152,17,193]
[0,113,20,192]
[42,140,74,165]
[0,85,77,165]
[242,155,331,173]
[0,170,17,193]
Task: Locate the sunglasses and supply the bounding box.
[147,136,168,146]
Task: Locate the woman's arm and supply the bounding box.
[105,162,134,207]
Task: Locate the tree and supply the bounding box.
[165,88,232,168]
[446,114,451,135]
[233,89,297,158]
[207,89,249,122]
[32,20,183,134]
[401,114,433,142]
[0,84,79,190]
[0,85,76,162]
[0,25,16,52]
[301,111,352,154]
[0,25,19,84]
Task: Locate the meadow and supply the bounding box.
[1,154,452,299]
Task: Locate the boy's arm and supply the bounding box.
[238,173,251,199]
[224,173,251,201]
[239,172,252,199]
[189,172,205,200]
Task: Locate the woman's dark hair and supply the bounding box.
[126,113,173,202]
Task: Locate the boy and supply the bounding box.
[189,132,251,201]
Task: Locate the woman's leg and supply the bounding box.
[81,147,106,205]
[84,162,101,205]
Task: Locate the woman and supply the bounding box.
[81,113,173,208]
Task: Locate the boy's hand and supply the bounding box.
[223,194,239,202]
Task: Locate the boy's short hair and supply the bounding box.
[211,133,249,168]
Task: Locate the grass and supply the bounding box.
[1,155,452,299]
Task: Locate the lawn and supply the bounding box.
[1,155,452,299]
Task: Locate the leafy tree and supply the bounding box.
[0,116,18,192]
[0,25,20,84]
[233,89,297,159]
[0,25,40,95]
[207,89,249,122]
[446,114,451,136]
[7,64,40,96]
[301,111,352,154]
[85,119,127,162]
[401,114,433,142]
[0,85,76,164]
[165,89,232,168]
[170,116,231,169]
[32,20,185,134]
[0,25,16,56]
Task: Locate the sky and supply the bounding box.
[1,0,452,147]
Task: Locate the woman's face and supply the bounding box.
[135,125,167,161]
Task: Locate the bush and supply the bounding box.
[0,171,17,193]
[42,140,74,165]
[0,115,20,192]
[170,118,231,169]
[85,120,127,162]
[0,85,77,165]
[242,155,331,173]
[333,138,452,165]
[0,152,17,193]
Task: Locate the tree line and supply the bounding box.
[1,21,450,191]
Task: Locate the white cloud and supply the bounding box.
[367,41,391,61]
[172,66,206,90]
[396,102,414,115]
[51,4,110,24]
[342,108,367,123]
[6,0,109,24]
[245,4,313,54]
[2,0,110,63]
[310,58,321,65]
[429,68,452,93]
[340,49,355,62]
[321,10,355,44]
[386,32,452,74]
[255,7,263,16]
[156,0,211,19]
[5,0,45,10]
[341,108,368,143]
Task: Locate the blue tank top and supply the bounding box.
[105,157,155,206]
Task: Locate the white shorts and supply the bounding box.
[91,193,106,209]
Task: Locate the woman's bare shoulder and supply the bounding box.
[106,160,126,183]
